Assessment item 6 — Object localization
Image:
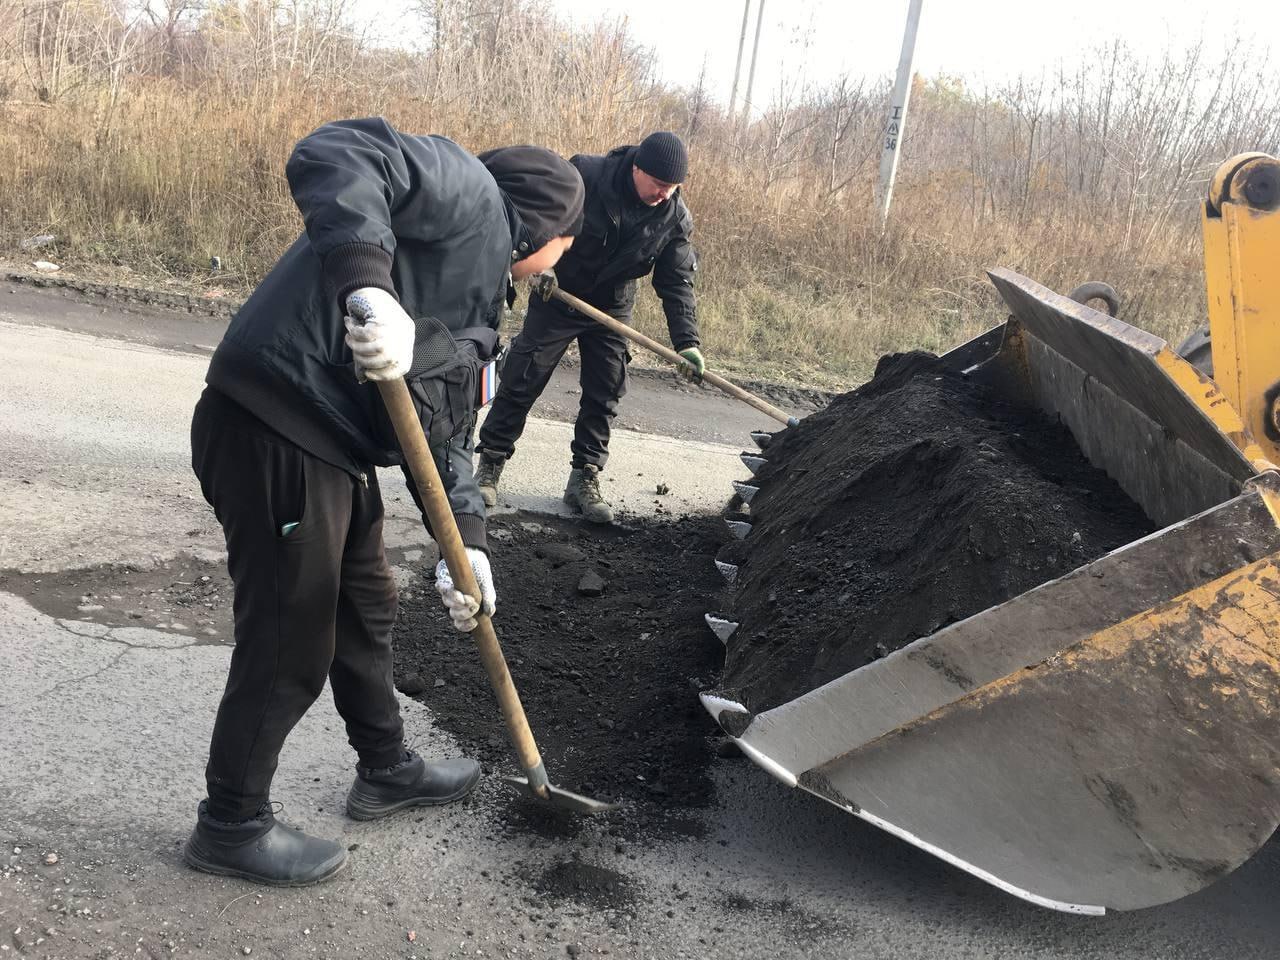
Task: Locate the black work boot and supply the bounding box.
[346,750,481,821]
[183,800,346,887]
[475,454,505,508]
[564,464,613,523]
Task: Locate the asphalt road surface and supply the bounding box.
[2,283,1278,959]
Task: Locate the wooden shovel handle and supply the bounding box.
[376,378,546,786]
[544,285,798,427]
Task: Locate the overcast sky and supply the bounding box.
[532,0,1278,109]
[366,1,1278,112]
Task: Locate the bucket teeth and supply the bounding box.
[740,454,768,475]
[731,481,760,505]
[704,613,740,644]
[715,560,739,584]
[750,431,771,450]
[725,520,752,540]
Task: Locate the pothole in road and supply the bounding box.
[0,555,235,641]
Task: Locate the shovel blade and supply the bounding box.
[502,776,619,815]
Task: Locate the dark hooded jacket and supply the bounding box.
[203,117,582,548]
[548,145,699,348]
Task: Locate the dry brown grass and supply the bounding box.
[1,0,1275,388]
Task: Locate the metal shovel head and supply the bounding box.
[502,776,619,814]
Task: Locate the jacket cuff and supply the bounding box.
[454,512,488,554]
[323,242,395,305]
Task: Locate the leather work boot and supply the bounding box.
[346,750,481,821]
[183,800,346,887]
[564,464,614,524]
[475,454,505,508]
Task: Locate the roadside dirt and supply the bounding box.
[721,351,1155,713]
[2,265,834,408]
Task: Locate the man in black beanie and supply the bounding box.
[183,117,583,887]
[475,131,701,523]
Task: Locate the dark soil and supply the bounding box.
[524,859,639,910]
[393,511,727,818]
[719,892,843,941]
[722,351,1155,713]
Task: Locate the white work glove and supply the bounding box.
[434,548,497,632]
[343,287,416,382]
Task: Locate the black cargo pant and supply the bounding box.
[477,297,629,470]
[191,389,404,822]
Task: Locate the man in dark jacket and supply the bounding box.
[474,131,700,523]
[183,118,584,887]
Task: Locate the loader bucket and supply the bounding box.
[703,268,1280,914]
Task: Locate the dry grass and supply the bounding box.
[1,1,1274,388]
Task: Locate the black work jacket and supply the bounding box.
[549,145,699,349]
[204,118,514,546]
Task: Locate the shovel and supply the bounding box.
[529,272,800,427]
[377,376,616,815]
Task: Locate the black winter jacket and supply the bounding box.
[204,118,515,549]
[550,145,699,348]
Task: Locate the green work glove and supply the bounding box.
[677,346,705,380]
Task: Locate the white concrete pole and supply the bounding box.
[876,0,924,229]
[728,0,752,122]
[741,0,766,128]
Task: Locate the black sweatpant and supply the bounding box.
[191,389,404,821]
[477,298,628,470]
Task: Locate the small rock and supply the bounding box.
[398,675,428,696]
[567,945,581,957]
[655,483,670,496]
[21,234,56,250]
[576,571,607,597]
[242,949,252,956]
[43,853,57,865]
[713,738,744,759]
[536,543,587,567]
[32,260,60,272]
[407,931,417,943]
[434,678,446,688]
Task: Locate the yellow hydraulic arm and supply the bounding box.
[1202,152,1280,469]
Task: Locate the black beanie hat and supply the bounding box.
[478,146,585,255]
[635,131,688,185]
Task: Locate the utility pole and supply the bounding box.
[875,0,924,229]
[741,0,766,129]
[727,0,752,122]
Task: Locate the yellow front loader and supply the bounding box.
[702,153,1280,913]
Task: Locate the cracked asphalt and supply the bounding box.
[3,287,1280,959]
